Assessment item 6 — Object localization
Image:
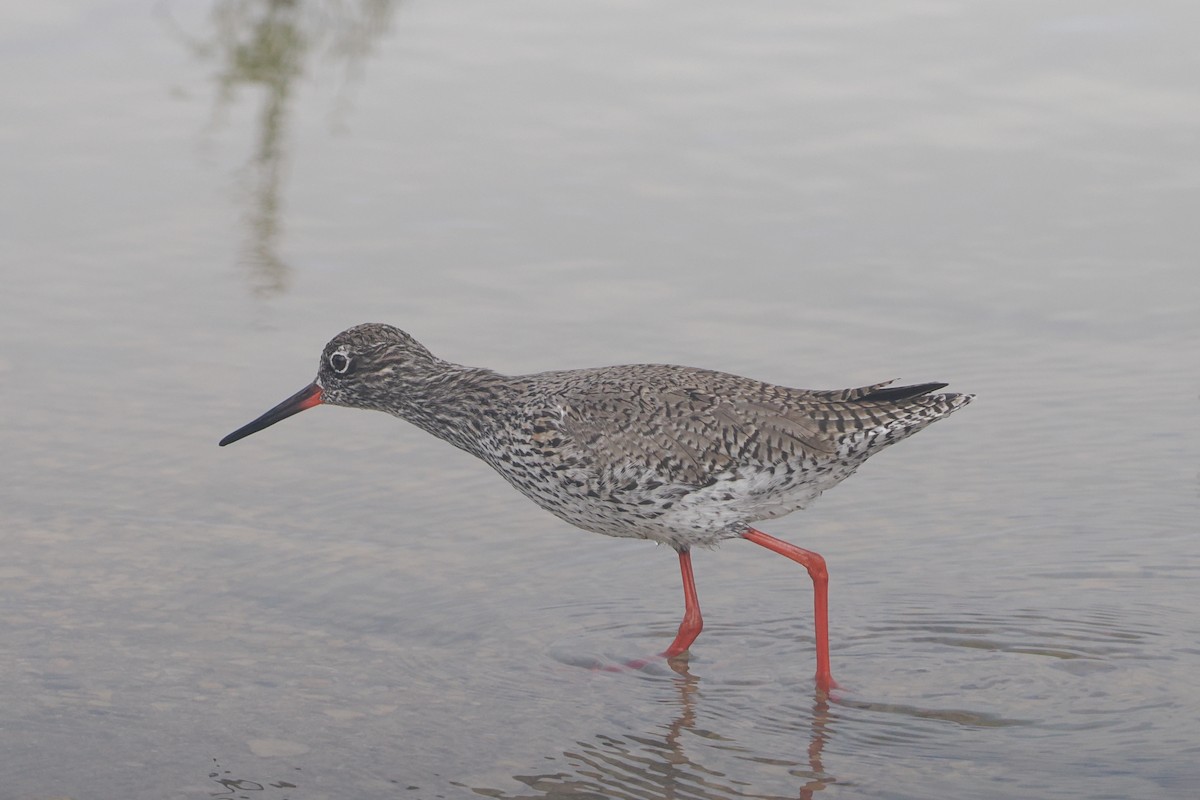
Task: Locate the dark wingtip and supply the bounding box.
[859,382,950,402]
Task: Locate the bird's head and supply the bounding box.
[218,323,436,446]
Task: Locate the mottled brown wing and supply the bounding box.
[554,369,844,487]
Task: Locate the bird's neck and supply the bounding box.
[388,359,511,458]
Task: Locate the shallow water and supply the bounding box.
[3,2,1199,798]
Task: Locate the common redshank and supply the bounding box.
[220,324,972,690]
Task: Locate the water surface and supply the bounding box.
[2,2,1198,798]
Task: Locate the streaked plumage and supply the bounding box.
[220,323,973,690]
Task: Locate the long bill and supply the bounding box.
[219,383,324,446]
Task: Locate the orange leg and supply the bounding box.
[661,547,703,658]
[742,527,837,691]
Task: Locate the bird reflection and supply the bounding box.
[501,658,835,799]
[162,0,398,296]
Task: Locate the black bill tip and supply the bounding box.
[219,383,324,447]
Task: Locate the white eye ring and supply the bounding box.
[329,351,352,374]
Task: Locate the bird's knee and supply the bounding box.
[805,553,829,585]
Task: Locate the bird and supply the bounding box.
[219,323,972,690]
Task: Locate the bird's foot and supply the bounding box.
[550,648,687,675]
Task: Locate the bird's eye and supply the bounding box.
[329,352,352,374]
